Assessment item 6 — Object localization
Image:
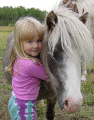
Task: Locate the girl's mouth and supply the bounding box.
[31,49,40,53]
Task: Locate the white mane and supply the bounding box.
[58,0,94,34]
[48,7,93,66]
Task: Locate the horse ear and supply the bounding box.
[46,11,58,31]
[79,12,88,24]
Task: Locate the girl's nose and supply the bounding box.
[33,42,38,48]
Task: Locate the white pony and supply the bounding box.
[42,5,93,114]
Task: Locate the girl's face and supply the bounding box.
[23,35,43,57]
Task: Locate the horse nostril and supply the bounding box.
[65,100,68,106]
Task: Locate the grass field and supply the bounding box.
[0,26,94,120]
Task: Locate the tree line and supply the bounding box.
[0,6,47,26]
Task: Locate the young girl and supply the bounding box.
[6,17,48,120]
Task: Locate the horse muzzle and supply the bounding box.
[62,95,83,114]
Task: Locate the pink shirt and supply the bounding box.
[12,57,48,100]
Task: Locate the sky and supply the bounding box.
[0,0,60,11]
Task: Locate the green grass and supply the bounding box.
[0,26,14,76]
[0,26,94,120]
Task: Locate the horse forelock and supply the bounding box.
[58,0,91,15]
[47,7,93,66]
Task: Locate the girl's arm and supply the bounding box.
[29,61,48,81]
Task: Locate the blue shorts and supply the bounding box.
[8,92,36,120]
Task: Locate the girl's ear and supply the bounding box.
[79,12,88,24]
[46,11,58,31]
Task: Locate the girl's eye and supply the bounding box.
[28,40,32,43]
[37,40,42,43]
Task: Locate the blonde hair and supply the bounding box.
[6,17,44,75]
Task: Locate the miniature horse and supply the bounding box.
[3,7,93,120]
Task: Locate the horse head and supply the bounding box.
[42,7,93,114]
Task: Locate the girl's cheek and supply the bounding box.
[41,43,43,47]
[40,44,43,50]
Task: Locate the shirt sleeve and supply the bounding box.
[29,61,48,81]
